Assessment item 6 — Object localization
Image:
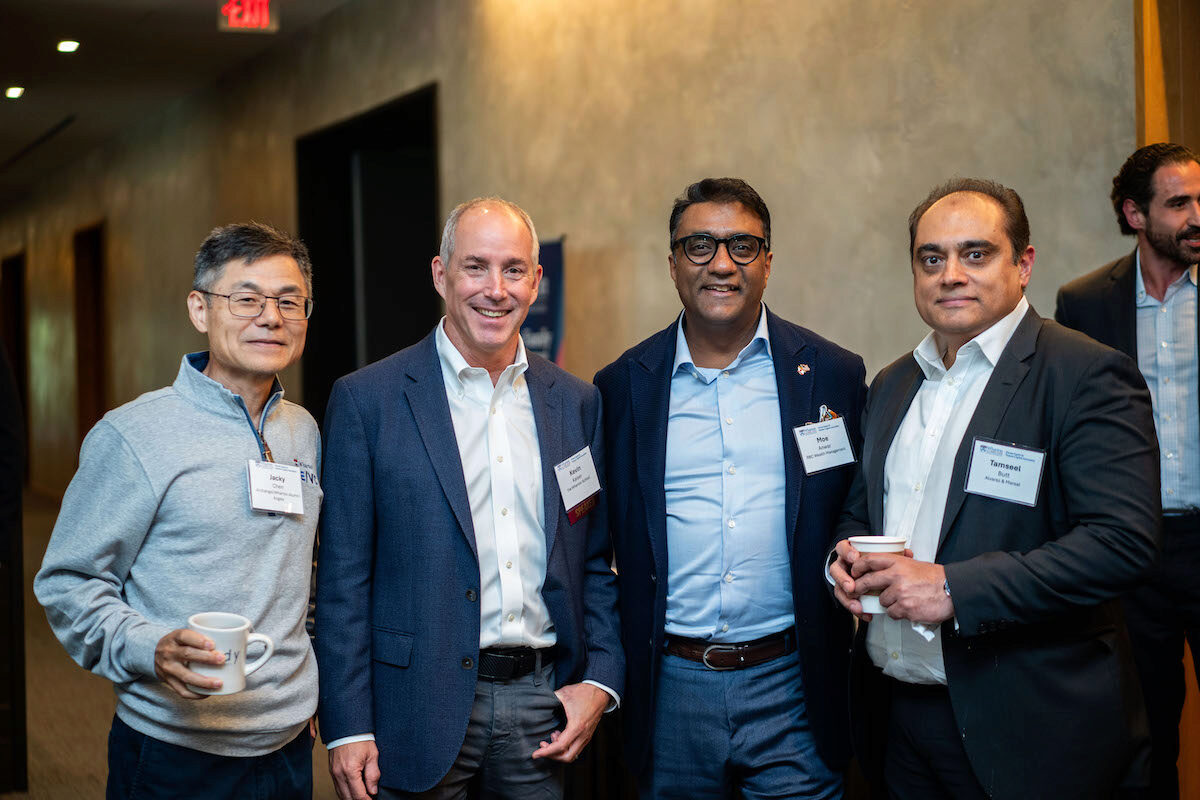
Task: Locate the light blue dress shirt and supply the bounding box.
[663,307,793,643]
[1135,253,1200,511]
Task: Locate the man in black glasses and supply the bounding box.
[36,222,322,799]
[595,178,866,798]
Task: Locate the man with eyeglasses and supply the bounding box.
[36,222,322,799]
[595,177,866,798]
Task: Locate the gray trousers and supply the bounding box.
[380,659,566,799]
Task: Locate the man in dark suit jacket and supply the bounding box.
[831,178,1160,800]
[1056,142,1200,798]
[596,178,866,799]
[316,198,623,799]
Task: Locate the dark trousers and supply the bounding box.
[106,714,312,800]
[883,680,987,800]
[1123,512,1200,799]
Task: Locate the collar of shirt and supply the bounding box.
[672,304,772,380]
[1135,248,1198,308]
[912,295,1030,380]
[435,317,529,402]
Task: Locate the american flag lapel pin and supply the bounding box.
[797,364,810,375]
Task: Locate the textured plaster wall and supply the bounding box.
[0,0,1136,495]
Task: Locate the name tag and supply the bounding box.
[554,446,601,523]
[247,460,305,515]
[964,437,1045,507]
[793,417,856,474]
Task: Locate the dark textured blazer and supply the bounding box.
[315,329,624,792]
[1056,249,1200,429]
[594,307,867,775]
[838,306,1160,800]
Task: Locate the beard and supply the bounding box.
[1145,217,1200,268]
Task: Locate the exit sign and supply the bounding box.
[219,0,279,33]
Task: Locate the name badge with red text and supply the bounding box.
[554,446,602,524]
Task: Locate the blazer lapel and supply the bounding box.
[936,307,1040,552]
[631,325,676,573]
[767,311,812,553]
[868,362,923,533]
[526,357,563,557]
[404,333,478,558]
[1105,252,1137,359]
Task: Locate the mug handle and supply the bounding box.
[243,632,274,677]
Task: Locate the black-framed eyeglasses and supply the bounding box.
[671,234,767,265]
[200,290,314,320]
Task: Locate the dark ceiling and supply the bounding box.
[0,0,354,209]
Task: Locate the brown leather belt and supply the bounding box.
[664,627,796,671]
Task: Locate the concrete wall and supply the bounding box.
[0,0,1137,495]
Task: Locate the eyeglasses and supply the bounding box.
[671,234,767,265]
[200,291,314,320]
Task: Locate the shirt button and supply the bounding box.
[1165,377,1172,383]
[1162,307,1168,313]
[728,465,736,474]
[722,371,730,377]
[497,455,504,463]
[913,482,922,492]
[506,560,513,569]
[490,407,497,415]
[501,507,509,516]
[1162,341,1169,348]
[507,613,516,622]
[721,623,729,632]
[724,573,734,583]
[462,657,474,669]
[890,651,899,660]
[728,519,736,529]
[1165,415,1172,422]
[1167,452,1175,459]
[725,417,733,425]
[1168,489,1176,495]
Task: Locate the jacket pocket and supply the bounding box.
[371,627,414,668]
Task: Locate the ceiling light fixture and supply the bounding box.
[5,87,24,99]
[57,40,80,52]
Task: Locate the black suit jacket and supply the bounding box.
[595,308,867,775]
[839,306,1160,800]
[1056,249,1200,453]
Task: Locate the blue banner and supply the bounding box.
[522,239,564,364]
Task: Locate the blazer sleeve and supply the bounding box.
[315,377,378,741]
[945,348,1161,633]
[579,388,625,695]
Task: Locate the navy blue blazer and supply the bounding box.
[315,329,624,792]
[594,307,867,775]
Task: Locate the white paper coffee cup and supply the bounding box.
[848,536,907,614]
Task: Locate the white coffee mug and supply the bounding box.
[848,535,908,615]
[186,612,274,695]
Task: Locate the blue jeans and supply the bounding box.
[641,650,842,800]
[106,714,312,799]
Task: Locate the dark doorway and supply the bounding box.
[296,84,441,427]
[0,252,28,480]
[73,224,106,450]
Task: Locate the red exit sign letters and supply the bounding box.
[219,0,279,33]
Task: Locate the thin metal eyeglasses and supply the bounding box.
[199,290,314,320]
[671,234,768,265]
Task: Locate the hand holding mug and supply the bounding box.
[185,612,274,696]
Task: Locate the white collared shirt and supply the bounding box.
[435,320,554,649]
[866,296,1029,684]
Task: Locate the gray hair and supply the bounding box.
[193,221,313,296]
[439,197,539,266]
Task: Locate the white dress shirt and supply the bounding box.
[866,296,1029,684]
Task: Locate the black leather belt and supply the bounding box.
[664,627,795,671]
[477,646,555,681]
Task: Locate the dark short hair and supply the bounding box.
[1110,143,1200,235]
[908,178,1030,264]
[193,222,313,296]
[669,178,772,250]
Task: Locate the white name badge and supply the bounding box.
[964,437,1045,507]
[247,460,305,515]
[553,446,602,523]
[793,417,856,474]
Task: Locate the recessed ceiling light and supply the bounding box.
[5,87,23,99]
[57,40,80,53]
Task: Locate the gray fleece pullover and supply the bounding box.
[34,353,323,756]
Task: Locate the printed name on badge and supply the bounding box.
[964,437,1045,507]
[793,417,856,474]
[553,446,602,524]
[247,460,305,515]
